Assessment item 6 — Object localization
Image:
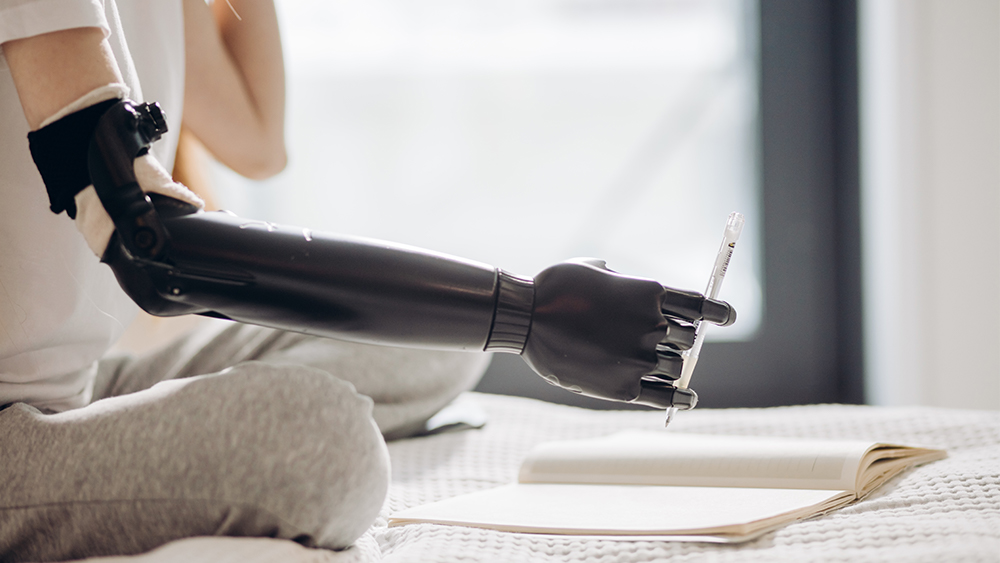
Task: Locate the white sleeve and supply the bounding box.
[0,0,110,63]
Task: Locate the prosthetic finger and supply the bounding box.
[661,318,696,350]
[661,286,735,326]
[632,379,698,410]
[651,347,684,380]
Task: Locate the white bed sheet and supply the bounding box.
[75,393,1000,563]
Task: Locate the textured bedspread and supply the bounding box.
[77,393,999,562]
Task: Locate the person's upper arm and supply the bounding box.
[182,0,286,180]
[3,27,122,130]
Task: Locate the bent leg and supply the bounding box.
[256,332,491,439]
[0,362,388,562]
[99,319,492,439]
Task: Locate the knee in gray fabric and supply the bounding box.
[161,362,390,549]
[0,365,388,561]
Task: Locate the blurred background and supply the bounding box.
[208,0,998,410]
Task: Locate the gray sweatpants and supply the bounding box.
[0,319,490,562]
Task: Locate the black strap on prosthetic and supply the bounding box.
[88,100,171,261]
[27,98,118,219]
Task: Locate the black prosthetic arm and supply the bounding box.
[106,205,503,350]
[90,100,735,410]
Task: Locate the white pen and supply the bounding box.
[665,212,744,427]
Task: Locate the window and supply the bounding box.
[213,0,862,409]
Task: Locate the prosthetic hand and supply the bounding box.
[524,258,733,408]
[29,95,735,410]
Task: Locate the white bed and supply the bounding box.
[76,393,1000,563]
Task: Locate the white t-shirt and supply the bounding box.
[0,0,184,411]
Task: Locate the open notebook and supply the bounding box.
[389,431,946,543]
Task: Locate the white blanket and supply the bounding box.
[77,393,1000,562]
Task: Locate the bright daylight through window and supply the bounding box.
[215,0,762,339]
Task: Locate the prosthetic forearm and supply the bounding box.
[31,97,736,410]
[105,203,509,351]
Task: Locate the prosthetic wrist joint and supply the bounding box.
[484,270,534,353]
